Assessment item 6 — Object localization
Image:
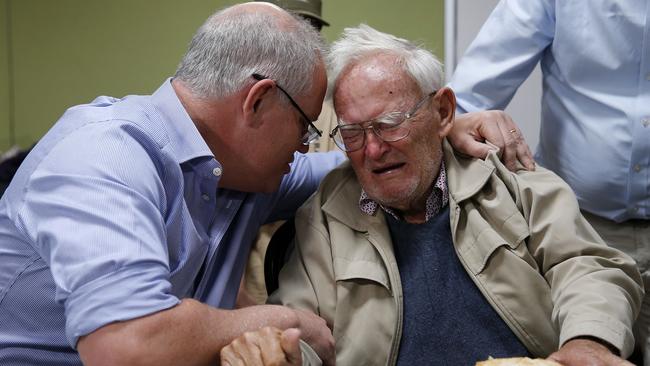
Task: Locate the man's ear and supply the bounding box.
[243,78,276,128]
[435,87,456,138]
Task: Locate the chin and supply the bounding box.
[237,176,283,193]
[261,174,286,193]
[367,190,412,209]
[366,182,418,206]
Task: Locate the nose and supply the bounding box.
[364,130,389,160]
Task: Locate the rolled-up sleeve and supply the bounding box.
[14,123,180,347]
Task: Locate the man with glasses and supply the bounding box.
[0,3,344,365]
[223,24,643,365]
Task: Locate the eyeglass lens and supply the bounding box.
[331,92,434,152]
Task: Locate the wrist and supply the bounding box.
[566,336,620,356]
[276,305,301,329]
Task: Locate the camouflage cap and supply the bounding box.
[258,0,329,27]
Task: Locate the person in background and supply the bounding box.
[222,24,643,366]
[0,146,32,197]
[448,1,650,363]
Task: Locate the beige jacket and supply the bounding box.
[269,142,643,365]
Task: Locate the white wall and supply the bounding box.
[446,0,541,151]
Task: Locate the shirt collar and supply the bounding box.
[359,161,449,222]
[150,78,214,164]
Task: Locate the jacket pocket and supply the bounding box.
[331,257,396,366]
[333,257,390,292]
[458,210,530,275]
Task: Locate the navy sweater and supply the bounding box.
[387,207,530,365]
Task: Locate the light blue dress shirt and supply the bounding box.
[450,0,650,222]
[0,79,345,364]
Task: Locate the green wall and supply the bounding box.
[323,0,444,58]
[1,0,11,150]
[0,0,444,152]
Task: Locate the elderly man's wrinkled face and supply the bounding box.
[333,55,452,215]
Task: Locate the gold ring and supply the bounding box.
[508,129,517,134]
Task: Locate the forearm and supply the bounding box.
[450,0,554,112]
[78,299,299,366]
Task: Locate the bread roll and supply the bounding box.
[476,357,562,365]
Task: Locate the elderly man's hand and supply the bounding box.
[547,338,633,366]
[220,326,302,366]
[448,111,535,172]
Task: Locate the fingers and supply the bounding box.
[454,133,498,159]
[493,113,535,172]
[450,111,536,172]
[496,120,522,172]
[257,327,291,366]
[280,328,303,365]
[294,309,335,365]
[220,326,296,366]
[446,112,498,158]
[500,113,535,171]
[221,339,258,366]
[549,338,631,366]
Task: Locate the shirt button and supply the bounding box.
[212,167,222,177]
[634,164,641,172]
[643,118,650,128]
[646,72,650,81]
[202,194,210,202]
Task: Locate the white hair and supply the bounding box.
[327,24,443,99]
[175,7,326,99]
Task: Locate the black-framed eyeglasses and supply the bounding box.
[252,73,322,145]
[330,92,436,152]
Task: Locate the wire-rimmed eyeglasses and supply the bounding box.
[330,92,436,152]
[252,73,322,145]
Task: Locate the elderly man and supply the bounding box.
[221,25,644,365]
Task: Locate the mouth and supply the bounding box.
[371,162,406,175]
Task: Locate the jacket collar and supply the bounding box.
[442,139,495,204]
[322,139,496,231]
[321,166,374,232]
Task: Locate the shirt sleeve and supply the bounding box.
[449,0,555,113]
[14,122,180,348]
[264,150,346,223]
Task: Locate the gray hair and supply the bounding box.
[175,7,326,99]
[327,24,443,99]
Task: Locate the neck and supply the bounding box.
[401,210,427,224]
[396,192,430,224]
[171,79,245,189]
